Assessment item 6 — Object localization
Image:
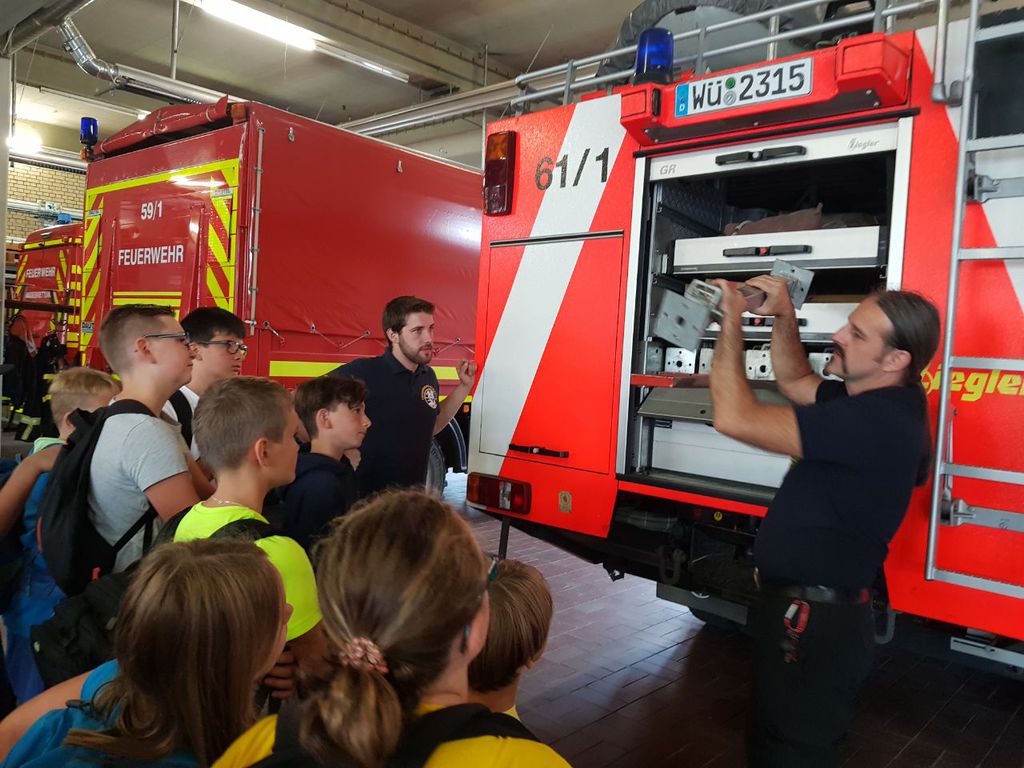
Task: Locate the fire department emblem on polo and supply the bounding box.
[421,385,438,410]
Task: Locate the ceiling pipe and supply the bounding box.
[341,65,597,137]
[3,0,97,56]
[9,146,87,171]
[7,197,84,221]
[57,19,226,104]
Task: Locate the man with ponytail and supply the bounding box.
[214,490,570,768]
[708,280,940,768]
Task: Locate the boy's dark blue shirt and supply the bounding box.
[279,452,356,552]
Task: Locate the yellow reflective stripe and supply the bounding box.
[21,237,81,250]
[432,366,458,381]
[85,159,240,203]
[113,291,181,297]
[205,194,235,312]
[205,269,231,310]
[267,361,463,382]
[439,395,473,403]
[112,297,181,307]
[268,361,338,378]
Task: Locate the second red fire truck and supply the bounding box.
[76,98,482,483]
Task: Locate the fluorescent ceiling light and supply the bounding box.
[183,0,408,83]
[187,0,316,50]
[37,86,152,122]
[8,125,43,154]
[315,42,409,83]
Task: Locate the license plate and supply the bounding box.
[675,58,813,118]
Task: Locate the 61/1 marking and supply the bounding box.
[535,147,610,190]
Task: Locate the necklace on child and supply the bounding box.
[207,496,246,508]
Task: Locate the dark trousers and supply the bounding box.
[747,591,874,768]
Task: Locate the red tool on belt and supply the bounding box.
[782,599,810,663]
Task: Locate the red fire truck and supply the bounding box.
[79,99,481,482]
[10,223,81,354]
[3,223,81,438]
[468,3,1024,667]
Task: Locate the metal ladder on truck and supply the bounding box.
[927,0,1024,664]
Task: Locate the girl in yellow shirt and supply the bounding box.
[216,489,570,768]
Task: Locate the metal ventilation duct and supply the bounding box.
[57,19,226,105]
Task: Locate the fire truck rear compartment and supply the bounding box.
[618,121,908,611]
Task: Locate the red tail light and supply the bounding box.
[483,131,516,216]
[467,472,530,514]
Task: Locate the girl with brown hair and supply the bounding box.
[0,538,290,767]
[215,489,569,768]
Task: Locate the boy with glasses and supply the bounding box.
[89,305,213,573]
[162,307,248,459]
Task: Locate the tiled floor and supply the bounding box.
[443,476,1024,768]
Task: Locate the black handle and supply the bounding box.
[760,145,806,160]
[715,145,806,166]
[715,151,754,166]
[722,244,812,257]
[509,443,569,459]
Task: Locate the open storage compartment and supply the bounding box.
[624,121,910,493]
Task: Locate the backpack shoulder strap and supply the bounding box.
[273,702,304,756]
[212,518,277,541]
[105,399,155,418]
[167,390,193,446]
[251,703,324,768]
[152,507,192,547]
[389,704,538,768]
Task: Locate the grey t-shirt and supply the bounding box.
[88,412,190,572]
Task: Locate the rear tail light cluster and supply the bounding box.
[467,472,530,514]
[483,131,516,216]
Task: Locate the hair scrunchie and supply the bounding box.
[338,637,389,675]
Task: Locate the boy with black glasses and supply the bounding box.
[162,307,248,459]
[89,304,213,573]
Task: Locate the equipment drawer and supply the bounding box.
[672,225,883,274]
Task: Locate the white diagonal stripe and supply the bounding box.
[477,96,627,458]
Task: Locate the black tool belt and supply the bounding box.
[759,581,870,606]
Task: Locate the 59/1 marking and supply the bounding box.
[535,147,610,190]
[140,201,164,220]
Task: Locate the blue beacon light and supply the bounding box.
[633,27,675,85]
[80,117,99,147]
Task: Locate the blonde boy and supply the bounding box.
[467,559,554,717]
[0,368,120,703]
[172,377,324,691]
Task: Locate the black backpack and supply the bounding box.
[36,399,159,597]
[253,701,538,768]
[31,516,276,689]
[167,389,194,449]
[0,457,26,613]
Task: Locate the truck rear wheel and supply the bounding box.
[688,607,743,632]
[426,438,447,493]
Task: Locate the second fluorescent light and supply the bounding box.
[189,0,316,50]
[185,0,410,83]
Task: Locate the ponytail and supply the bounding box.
[303,666,403,768]
[300,490,487,767]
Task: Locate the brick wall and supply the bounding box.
[6,162,86,242]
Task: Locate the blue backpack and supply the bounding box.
[1,673,197,768]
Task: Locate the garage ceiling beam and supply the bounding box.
[248,0,517,92]
[1,1,56,39]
